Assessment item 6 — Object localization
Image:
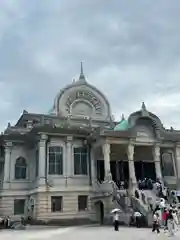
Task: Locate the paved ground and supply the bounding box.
[0,225,180,240]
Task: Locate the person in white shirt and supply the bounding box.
[152,212,160,234]
[172,209,179,232]
[113,212,119,231]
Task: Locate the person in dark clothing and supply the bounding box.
[129,215,135,226]
[113,213,119,231]
[153,205,160,215]
[135,189,140,199]
[141,191,146,204]
[20,217,25,226]
[136,216,141,228]
[150,203,153,212]
[167,209,174,236]
[148,178,153,190]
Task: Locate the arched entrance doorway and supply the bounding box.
[110,144,129,188]
[134,146,156,180]
[110,160,129,188]
[95,201,104,224]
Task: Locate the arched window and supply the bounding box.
[15,157,27,179]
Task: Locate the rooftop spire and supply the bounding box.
[81,61,83,74]
[79,62,86,82]
[141,101,149,116]
[141,102,146,111]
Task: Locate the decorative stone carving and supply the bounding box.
[66,136,73,141]
[40,134,48,141]
[5,142,12,149]
[66,90,102,115]
[52,75,111,120]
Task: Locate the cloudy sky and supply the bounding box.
[0,0,180,130]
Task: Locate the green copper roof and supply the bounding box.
[114,119,129,131]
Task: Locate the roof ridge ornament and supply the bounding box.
[121,114,125,121]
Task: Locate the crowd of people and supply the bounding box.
[138,178,154,190]
[0,216,25,230]
[112,177,180,236]
[152,198,180,236]
[0,216,11,229]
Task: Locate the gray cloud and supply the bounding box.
[0,0,180,130]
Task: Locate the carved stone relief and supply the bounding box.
[66,90,102,115]
[70,101,93,116]
[52,83,111,121]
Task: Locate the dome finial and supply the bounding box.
[141,102,146,111]
[81,61,83,74]
[121,114,125,121]
[79,62,86,82]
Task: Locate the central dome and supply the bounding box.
[50,63,112,121]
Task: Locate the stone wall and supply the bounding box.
[35,191,95,223]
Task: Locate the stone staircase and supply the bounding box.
[95,180,160,226]
[113,185,158,226]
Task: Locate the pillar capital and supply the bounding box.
[154,144,160,158]
[66,136,73,142]
[4,141,12,149]
[40,134,48,141]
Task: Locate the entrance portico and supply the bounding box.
[93,139,162,188]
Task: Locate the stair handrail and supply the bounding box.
[108,180,130,212]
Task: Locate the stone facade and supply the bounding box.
[0,67,180,223]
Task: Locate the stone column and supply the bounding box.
[153,144,162,181]
[66,136,73,178]
[102,143,111,181]
[127,143,137,187]
[91,147,96,184]
[3,142,12,183]
[175,144,180,187]
[38,134,48,185]
[175,145,180,177]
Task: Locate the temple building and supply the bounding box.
[0,64,180,224]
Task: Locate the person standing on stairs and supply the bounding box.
[167,209,175,237]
